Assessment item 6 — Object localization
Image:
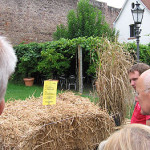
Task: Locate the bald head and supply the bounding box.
[136,69,150,115]
[137,69,150,90]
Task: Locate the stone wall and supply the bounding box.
[0,0,120,45]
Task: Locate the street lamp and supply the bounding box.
[131,1,144,62]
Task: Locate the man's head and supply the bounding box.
[0,36,17,102]
[128,63,150,90]
[136,69,150,115]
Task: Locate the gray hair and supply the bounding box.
[0,36,17,101]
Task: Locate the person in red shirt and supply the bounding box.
[128,63,150,125]
[0,36,17,115]
[131,100,150,124]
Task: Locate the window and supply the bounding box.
[130,24,135,37]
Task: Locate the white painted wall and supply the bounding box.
[114,0,150,44]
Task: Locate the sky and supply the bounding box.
[96,0,126,8]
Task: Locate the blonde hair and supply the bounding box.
[0,36,17,102]
[98,124,150,150]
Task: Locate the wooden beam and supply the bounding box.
[78,45,83,93]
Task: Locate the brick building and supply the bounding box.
[0,0,120,45]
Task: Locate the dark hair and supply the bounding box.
[128,63,150,75]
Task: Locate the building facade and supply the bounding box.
[114,0,150,44]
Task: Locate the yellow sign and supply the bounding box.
[43,80,58,105]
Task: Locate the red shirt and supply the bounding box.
[131,102,150,125]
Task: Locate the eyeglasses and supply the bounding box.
[135,87,150,97]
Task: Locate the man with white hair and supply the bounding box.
[0,36,17,114]
[136,69,150,115]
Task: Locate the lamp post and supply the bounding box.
[131,1,144,62]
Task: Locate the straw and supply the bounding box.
[0,91,115,150]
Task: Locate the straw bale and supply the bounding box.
[0,92,115,150]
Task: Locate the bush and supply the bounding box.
[13,43,44,82]
[14,37,126,84]
[38,39,75,78]
[124,42,150,65]
[38,37,100,79]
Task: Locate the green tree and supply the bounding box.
[53,0,117,41]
